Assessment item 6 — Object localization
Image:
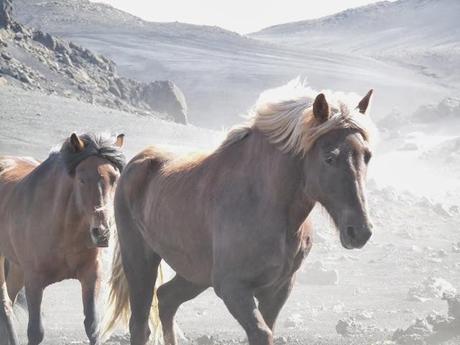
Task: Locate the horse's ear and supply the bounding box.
[70,133,84,152]
[313,93,330,123]
[357,89,374,114]
[115,134,125,148]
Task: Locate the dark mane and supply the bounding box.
[59,133,126,175]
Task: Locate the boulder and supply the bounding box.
[138,80,188,124]
[407,277,457,302]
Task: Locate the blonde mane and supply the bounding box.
[219,79,376,155]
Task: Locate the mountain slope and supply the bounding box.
[252,0,460,84]
[0,1,188,123]
[13,0,451,128]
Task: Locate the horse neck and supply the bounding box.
[35,156,88,233]
[233,129,315,230]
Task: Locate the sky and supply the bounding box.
[92,0,390,34]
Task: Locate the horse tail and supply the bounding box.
[102,239,164,340]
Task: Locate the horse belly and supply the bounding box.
[143,221,213,286]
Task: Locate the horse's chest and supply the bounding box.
[283,234,312,276]
[36,250,96,285]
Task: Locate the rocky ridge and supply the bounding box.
[0,0,187,124]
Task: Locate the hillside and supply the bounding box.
[252,0,460,86]
[0,0,188,123]
[12,0,451,128]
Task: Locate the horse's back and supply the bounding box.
[0,156,39,201]
[0,156,39,181]
[116,147,170,204]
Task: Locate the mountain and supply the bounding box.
[0,0,188,123]
[252,0,460,85]
[12,0,451,128]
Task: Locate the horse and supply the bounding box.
[0,133,125,345]
[105,82,375,345]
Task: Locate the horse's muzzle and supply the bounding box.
[340,224,372,250]
[90,227,110,248]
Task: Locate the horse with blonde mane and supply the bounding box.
[105,82,375,345]
[0,133,125,345]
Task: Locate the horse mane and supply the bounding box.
[218,79,375,156]
[57,133,126,175]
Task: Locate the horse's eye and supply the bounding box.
[364,151,372,164]
[325,156,335,165]
[78,177,86,185]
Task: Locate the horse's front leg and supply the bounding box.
[216,280,273,345]
[25,279,44,345]
[256,276,295,332]
[79,260,102,345]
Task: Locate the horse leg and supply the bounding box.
[6,261,24,305]
[217,281,272,345]
[256,277,295,332]
[157,275,206,345]
[25,279,44,345]
[79,261,102,345]
[0,256,19,345]
[118,223,161,345]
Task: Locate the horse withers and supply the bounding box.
[105,83,375,345]
[0,133,125,345]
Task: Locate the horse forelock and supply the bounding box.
[57,133,126,175]
[217,79,376,156]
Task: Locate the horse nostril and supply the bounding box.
[91,227,101,237]
[346,226,355,239]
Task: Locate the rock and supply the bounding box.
[443,293,460,319]
[0,0,13,28]
[1,51,11,60]
[452,242,460,253]
[297,261,339,285]
[14,31,23,40]
[432,203,450,218]
[33,30,58,50]
[393,294,460,345]
[284,313,304,328]
[195,335,215,345]
[392,318,432,345]
[137,80,188,124]
[448,205,459,214]
[0,0,188,124]
[407,277,457,302]
[336,317,375,337]
[355,310,374,320]
[332,302,345,313]
[274,337,288,345]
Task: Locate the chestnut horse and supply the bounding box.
[0,133,125,345]
[106,83,375,345]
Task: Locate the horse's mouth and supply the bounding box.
[95,237,109,248]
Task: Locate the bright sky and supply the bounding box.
[92,0,390,34]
